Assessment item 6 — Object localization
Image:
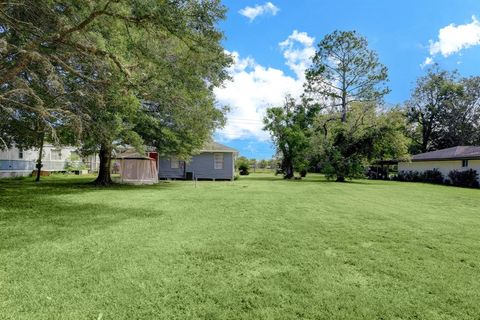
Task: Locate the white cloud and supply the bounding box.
[239,2,279,22]
[423,15,480,66]
[420,56,434,68]
[215,31,315,141]
[215,52,302,140]
[279,30,316,79]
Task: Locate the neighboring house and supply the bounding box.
[158,141,238,180]
[0,144,99,178]
[398,146,480,182]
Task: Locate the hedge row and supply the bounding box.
[396,169,479,188]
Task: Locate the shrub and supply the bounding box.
[238,163,249,175]
[397,169,444,184]
[448,169,479,188]
[300,169,307,178]
[421,169,444,184]
[397,170,421,182]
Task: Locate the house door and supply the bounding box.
[148,152,158,168]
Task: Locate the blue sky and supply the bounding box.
[214,0,480,159]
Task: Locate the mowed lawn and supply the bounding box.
[1,174,479,320]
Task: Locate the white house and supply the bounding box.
[398,146,480,183]
[0,144,99,178]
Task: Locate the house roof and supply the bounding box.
[411,146,480,161]
[200,141,238,153]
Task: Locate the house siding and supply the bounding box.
[158,152,234,180]
[186,153,234,180]
[158,157,185,179]
[0,145,99,178]
[398,159,480,182]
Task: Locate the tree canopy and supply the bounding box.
[305,30,389,123]
[264,96,316,179]
[1,0,232,184]
[406,66,480,153]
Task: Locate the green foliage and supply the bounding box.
[305,30,389,122]
[397,169,444,184]
[448,169,479,188]
[406,66,480,153]
[237,156,250,175]
[264,96,316,179]
[64,153,87,172]
[301,30,399,181]
[313,103,409,181]
[1,1,232,185]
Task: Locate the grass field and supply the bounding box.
[1,174,479,320]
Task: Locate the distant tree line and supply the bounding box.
[264,30,480,181]
[0,0,231,185]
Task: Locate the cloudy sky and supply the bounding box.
[214,0,480,159]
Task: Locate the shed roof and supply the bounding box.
[200,141,238,153]
[411,146,480,161]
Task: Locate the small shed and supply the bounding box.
[115,152,158,185]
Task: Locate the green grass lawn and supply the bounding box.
[1,174,479,320]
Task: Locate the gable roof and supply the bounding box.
[200,141,238,153]
[412,146,480,161]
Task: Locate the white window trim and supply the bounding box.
[214,153,224,170]
[462,159,469,168]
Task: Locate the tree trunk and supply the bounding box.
[35,132,45,182]
[282,158,294,179]
[93,144,113,186]
[336,176,346,182]
[341,97,347,123]
[341,71,347,123]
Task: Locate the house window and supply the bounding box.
[214,153,224,170]
[170,157,180,169]
[18,148,23,159]
[51,149,62,160]
[462,160,469,168]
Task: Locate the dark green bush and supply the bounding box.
[300,169,307,177]
[238,163,249,175]
[397,169,444,184]
[448,169,479,188]
[421,169,444,184]
[397,170,421,182]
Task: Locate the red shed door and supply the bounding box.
[148,152,158,163]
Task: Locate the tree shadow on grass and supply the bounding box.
[0,176,181,197]
[0,176,184,251]
[241,174,385,186]
[0,192,168,251]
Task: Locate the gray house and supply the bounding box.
[158,142,238,180]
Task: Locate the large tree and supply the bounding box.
[304,30,390,181]
[406,67,480,153]
[311,103,409,181]
[406,67,459,153]
[432,76,480,149]
[1,1,231,185]
[305,30,389,123]
[264,96,316,179]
